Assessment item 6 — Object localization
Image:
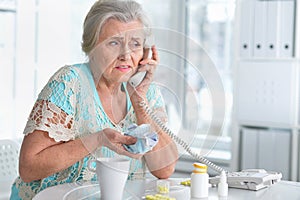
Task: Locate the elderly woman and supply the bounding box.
[10,0,178,199]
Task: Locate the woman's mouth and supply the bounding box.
[115,65,131,72]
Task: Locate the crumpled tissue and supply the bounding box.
[123,124,158,154]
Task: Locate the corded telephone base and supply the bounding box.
[209,169,282,191]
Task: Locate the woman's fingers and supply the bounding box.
[138,60,157,73]
[99,128,143,158]
[139,58,158,66]
[122,135,137,145]
[108,138,143,159]
[103,129,136,144]
[151,45,160,63]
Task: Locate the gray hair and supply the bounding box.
[81,0,151,55]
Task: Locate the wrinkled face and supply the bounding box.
[89,19,145,84]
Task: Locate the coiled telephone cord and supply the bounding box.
[139,101,226,174]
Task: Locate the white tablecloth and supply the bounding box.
[33,179,300,200]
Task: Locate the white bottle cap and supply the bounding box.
[218,171,228,197]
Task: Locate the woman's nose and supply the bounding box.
[118,46,131,60]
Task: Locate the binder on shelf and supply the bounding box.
[253,0,268,57]
[239,0,254,58]
[266,1,279,58]
[278,0,295,58]
[296,0,300,58]
[258,129,290,179]
[241,128,258,169]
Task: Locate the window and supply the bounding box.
[186,0,235,137]
[0,0,16,139]
[0,0,96,139]
[138,0,235,140]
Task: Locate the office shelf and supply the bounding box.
[232,0,300,182]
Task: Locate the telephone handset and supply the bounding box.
[129,47,151,87]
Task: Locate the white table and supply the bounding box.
[33,179,300,200]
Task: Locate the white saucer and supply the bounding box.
[63,183,133,200]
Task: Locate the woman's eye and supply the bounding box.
[133,41,141,47]
[130,41,142,50]
[108,40,119,46]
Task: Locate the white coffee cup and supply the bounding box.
[88,157,130,200]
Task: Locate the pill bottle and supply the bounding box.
[190,163,209,198]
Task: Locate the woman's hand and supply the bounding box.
[98,128,142,159]
[127,45,159,101]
